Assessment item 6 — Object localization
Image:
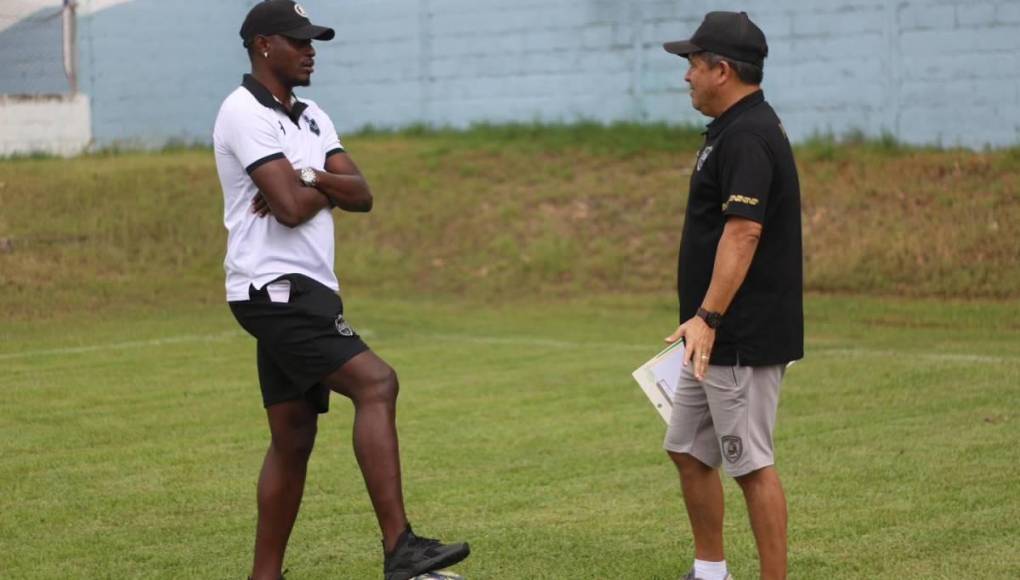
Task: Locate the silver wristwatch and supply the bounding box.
[299,167,318,187]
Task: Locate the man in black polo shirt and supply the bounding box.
[660,12,803,580]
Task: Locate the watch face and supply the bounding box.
[301,167,315,185]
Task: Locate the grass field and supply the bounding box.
[1,293,1017,579]
[1,126,1018,578]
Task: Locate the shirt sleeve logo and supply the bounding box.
[721,194,760,211]
[696,145,713,172]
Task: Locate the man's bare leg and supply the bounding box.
[324,350,407,552]
[735,466,787,580]
[668,451,726,562]
[251,399,319,580]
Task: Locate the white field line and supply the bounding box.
[422,333,652,352]
[810,347,1019,365]
[424,335,1019,364]
[0,331,244,361]
[1,330,1017,366]
[0,330,643,361]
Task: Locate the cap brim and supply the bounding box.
[280,23,335,41]
[663,40,701,56]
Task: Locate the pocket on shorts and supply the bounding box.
[266,280,291,303]
[277,273,320,301]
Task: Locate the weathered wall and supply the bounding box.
[2,0,1018,149]
[318,0,1020,147]
[74,0,250,147]
[0,4,69,95]
[0,95,91,156]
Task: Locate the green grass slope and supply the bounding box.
[1,125,1018,322]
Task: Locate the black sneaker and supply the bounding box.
[383,524,470,580]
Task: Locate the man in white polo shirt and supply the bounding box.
[212,2,469,579]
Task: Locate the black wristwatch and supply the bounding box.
[696,307,723,329]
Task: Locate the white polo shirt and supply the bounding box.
[213,74,346,302]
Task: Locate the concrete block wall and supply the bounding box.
[75,0,254,148]
[0,94,91,157]
[0,5,70,95]
[5,0,1014,149]
[315,0,1020,147]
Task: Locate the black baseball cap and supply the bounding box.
[663,11,768,68]
[240,0,335,47]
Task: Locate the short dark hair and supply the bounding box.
[696,51,763,85]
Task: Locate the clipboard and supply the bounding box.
[631,340,687,423]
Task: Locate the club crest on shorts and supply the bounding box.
[721,435,743,463]
[334,314,354,337]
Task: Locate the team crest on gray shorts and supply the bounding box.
[721,435,743,463]
[334,314,355,337]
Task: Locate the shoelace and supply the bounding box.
[408,533,443,549]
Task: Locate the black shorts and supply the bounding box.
[229,273,370,414]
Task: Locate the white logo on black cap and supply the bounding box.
[294,3,308,17]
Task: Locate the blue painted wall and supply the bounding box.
[76,0,253,146]
[39,0,1020,147]
[0,7,69,94]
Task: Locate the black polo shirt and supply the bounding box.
[676,90,803,366]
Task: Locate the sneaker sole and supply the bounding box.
[391,544,471,580]
[412,572,465,580]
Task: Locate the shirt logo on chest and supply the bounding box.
[304,115,320,136]
[696,145,713,172]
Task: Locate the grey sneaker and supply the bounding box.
[681,570,733,580]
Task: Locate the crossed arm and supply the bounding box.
[248,152,373,227]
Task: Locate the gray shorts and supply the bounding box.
[663,363,785,477]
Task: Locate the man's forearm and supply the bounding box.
[701,220,761,314]
[295,183,333,214]
[271,183,331,227]
[314,171,372,212]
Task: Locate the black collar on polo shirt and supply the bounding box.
[705,89,765,139]
[242,74,308,127]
